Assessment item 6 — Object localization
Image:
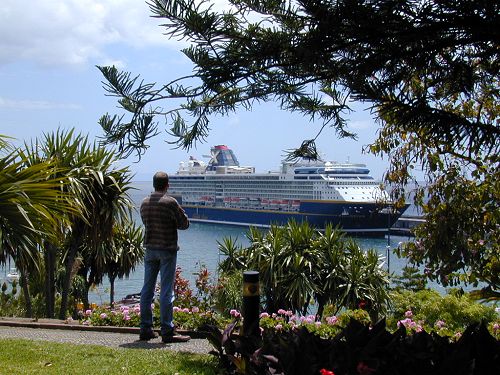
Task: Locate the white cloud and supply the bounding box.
[0,0,176,68]
[0,96,81,110]
[99,58,127,70]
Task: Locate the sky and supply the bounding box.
[0,0,391,181]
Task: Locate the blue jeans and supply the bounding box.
[140,249,177,334]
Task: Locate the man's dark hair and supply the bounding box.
[153,171,169,190]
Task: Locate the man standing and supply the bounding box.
[139,171,190,343]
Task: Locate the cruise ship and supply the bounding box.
[168,145,407,235]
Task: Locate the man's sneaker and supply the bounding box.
[161,329,191,343]
[139,329,158,341]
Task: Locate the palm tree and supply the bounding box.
[0,136,72,317]
[217,236,246,273]
[220,221,323,314]
[78,221,143,306]
[103,222,144,305]
[218,221,391,320]
[20,129,134,319]
[313,224,346,319]
[333,239,391,322]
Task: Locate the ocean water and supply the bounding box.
[1,181,418,304]
[97,181,418,303]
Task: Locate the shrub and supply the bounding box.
[388,289,499,334]
[82,305,141,327]
[212,271,243,317]
[205,318,500,375]
[218,222,391,319]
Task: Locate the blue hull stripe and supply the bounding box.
[182,204,401,232]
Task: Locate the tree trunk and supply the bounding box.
[109,275,116,305]
[83,282,90,310]
[315,294,326,320]
[44,242,57,318]
[79,266,91,310]
[20,270,33,318]
[58,239,79,320]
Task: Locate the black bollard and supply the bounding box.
[242,270,260,337]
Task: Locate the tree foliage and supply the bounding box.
[98,1,499,292]
[21,129,136,318]
[218,221,390,319]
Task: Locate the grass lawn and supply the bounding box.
[0,338,219,375]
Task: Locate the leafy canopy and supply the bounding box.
[99,0,498,159]
[98,1,499,292]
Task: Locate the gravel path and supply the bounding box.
[0,325,213,354]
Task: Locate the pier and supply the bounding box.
[390,215,425,236]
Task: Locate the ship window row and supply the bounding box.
[171,185,313,192]
[178,191,313,198]
[170,176,205,180]
[171,185,314,190]
[336,186,376,190]
[328,182,378,186]
[171,181,312,187]
[326,176,374,180]
[294,176,323,180]
[206,175,280,181]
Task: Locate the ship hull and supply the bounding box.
[168,145,408,236]
[181,201,404,236]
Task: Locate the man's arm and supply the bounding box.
[174,202,189,230]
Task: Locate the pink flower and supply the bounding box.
[397,318,413,328]
[182,307,190,313]
[305,316,315,324]
[493,323,499,332]
[99,313,107,319]
[230,309,241,318]
[277,309,287,315]
[404,310,413,318]
[326,316,338,325]
[275,324,283,331]
[435,320,446,329]
[85,309,92,316]
[191,306,200,313]
[134,306,140,313]
[320,369,335,375]
[124,315,131,321]
[259,312,270,318]
[173,306,181,312]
